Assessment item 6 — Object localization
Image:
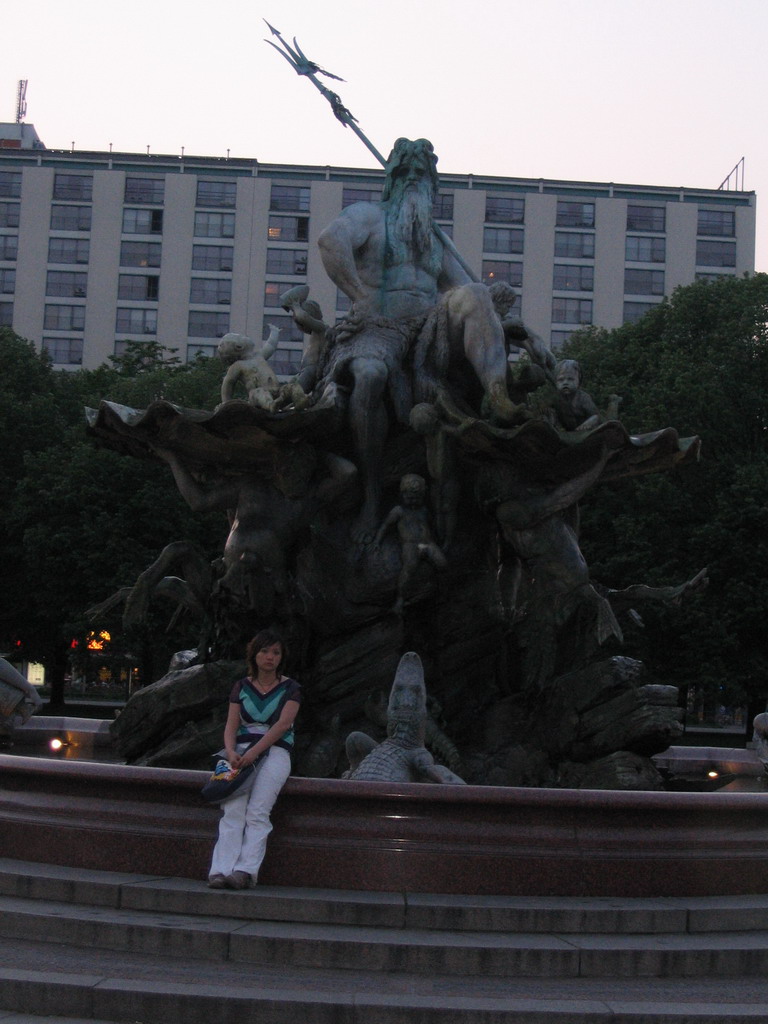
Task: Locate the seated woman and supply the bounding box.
[207,629,301,889]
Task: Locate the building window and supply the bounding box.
[187,344,217,361]
[43,336,83,365]
[550,329,574,351]
[192,244,233,271]
[697,209,735,237]
[696,271,733,283]
[270,185,310,212]
[196,180,237,208]
[44,304,85,330]
[265,248,307,275]
[624,269,665,295]
[114,339,156,359]
[188,310,229,338]
[123,208,163,234]
[0,172,22,199]
[48,237,89,264]
[626,205,665,232]
[485,196,524,223]
[342,187,381,208]
[125,177,165,204]
[626,235,665,263]
[482,261,523,287]
[267,215,309,243]
[50,204,91,231]
[190,277,231,304]
[623,301,660,324]
[696,239,736,267]
[432,193,454,220]
[553,264,593,292]
[556,201,594,228]
[0,202,20,228]
[118,274,159,300]
[0,268,15,293]
[264,282,289,307]
[120,241,161,267]
[46,271,87,297]
[53,174,93,201]
[552,297,592,324]
[116,307,157,334]
[272,345,303,375]
[554,232,594,259]
[194,211,235,238]
[483,227,524,254]
[263,312,304,345]
[0,301,12,326]
[0,236,19,261]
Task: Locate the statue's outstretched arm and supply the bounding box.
[154,448,237,512]
[514,326,557,381]
[497,448,611,530]
[261,324,280,362]
[608,567,709,612]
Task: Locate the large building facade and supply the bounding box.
[0,125,756,372]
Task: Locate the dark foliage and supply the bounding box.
[0,331,224,686]
[564,274,768,711]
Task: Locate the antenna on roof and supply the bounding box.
[15,80,27,124]
[718,157,745,191]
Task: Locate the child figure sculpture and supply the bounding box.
[280,284,328,398]
[374,474,447,615]
[552,359,622,432]
[218,328,281,411]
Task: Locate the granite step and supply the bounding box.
[2,936,768,1024]
[3,887,768,980]
[2,857,767,935]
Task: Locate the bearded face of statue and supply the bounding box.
[383,138,440,273]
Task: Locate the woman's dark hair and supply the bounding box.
[246,629,286,677]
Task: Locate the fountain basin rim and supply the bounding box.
[4,752,768,894]
[2,752,766,810]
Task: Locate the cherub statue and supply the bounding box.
[374,474,447,615]
[486,285,622,432]
[218,328,281,411]
[552,359,621,432]
[279,284,329,399]
[487,282,555,374]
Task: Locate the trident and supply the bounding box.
[264,21,478,283]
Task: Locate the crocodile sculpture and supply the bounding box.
[344,651,466,784]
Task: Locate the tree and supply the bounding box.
[0,330,71,682]
[0,330,225,702]
[564,274,768,719]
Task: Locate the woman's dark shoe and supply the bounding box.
[226,871,252,889]
[207,873,227,889]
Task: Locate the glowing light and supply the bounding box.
[49,738,64,751]
[86,630,111,651]
[707,770,720,779]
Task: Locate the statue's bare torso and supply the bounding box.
[319,200,451,320]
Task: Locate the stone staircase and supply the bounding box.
[0,857,767,1023]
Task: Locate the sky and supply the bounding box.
[2,0,766,268]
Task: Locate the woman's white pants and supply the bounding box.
[208,745,291,880]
